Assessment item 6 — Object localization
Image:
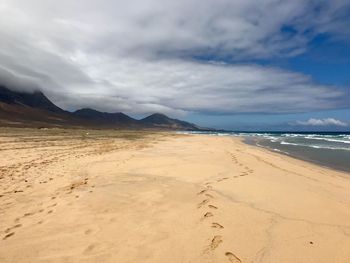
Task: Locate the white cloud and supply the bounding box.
[2,0,349,59]
[0,0,349,116]
[296,118,348,127]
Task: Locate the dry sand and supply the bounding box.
[1,129,350,263]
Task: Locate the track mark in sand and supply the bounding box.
[217,177,229,182]
[23,212,35,217]
[210,235,223,250]
[198,199,210,208]
[211,223,224,229]
[205,193,214,198]
[197,189,208,195]
[84,244,96,254]
[225,252,242,262]
[208,205,218,209]
[3,232,15,240]
[5,224,22,233]
[85,229,93,235]
[204,212,213,218]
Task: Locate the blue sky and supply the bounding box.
[0,0,350,131]
[188,34,350,131]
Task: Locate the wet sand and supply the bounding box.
[1,129,350,262]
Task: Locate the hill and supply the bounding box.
[0,86,207,130]
[141,113,200,130]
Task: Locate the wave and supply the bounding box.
[180,131,350,150]
[279,141,350,151]
[305,137,350,144]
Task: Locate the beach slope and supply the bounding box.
[1,130,350,263]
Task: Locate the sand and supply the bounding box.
[1,129,350,263]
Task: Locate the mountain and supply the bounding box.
[0,85,64,113]
[0,86,78,127]
[0,86,207,130]
[141,113,200,130]
[73,108,140,127]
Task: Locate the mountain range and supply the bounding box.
[0,85,206,130]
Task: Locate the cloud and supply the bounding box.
[3,0,349,59]
[0,0,349,116]
[296,118,348,127]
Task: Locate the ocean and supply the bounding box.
[183,131,350,173]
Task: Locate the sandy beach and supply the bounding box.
[1,129,350,263]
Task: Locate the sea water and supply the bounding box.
[182,131,350,173]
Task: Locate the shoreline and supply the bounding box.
[1,130,350,262]
[242,136,350,175]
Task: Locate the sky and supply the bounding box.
[0,0,350,131]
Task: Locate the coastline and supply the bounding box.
[1,130,350,262]
[243,136,350,175]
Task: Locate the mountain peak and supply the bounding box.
[0,85,64,113]
[0,85,207,130]
[73,108,137,125]
[141,113,199,130]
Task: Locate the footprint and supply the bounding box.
[198,199,209,208]
[211,223,224,229]
[23,212,35,217]
[208,205,218,209]
[5,224,22,233]
[217,178,228,182]
[205,193,214,198]
[84,244,96,254]
[204,212,213,218]
[85,229,93,235]
[210,235,223,250]
[197,189,207,195]
[225,252,241,262]
[3,232,15,240]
